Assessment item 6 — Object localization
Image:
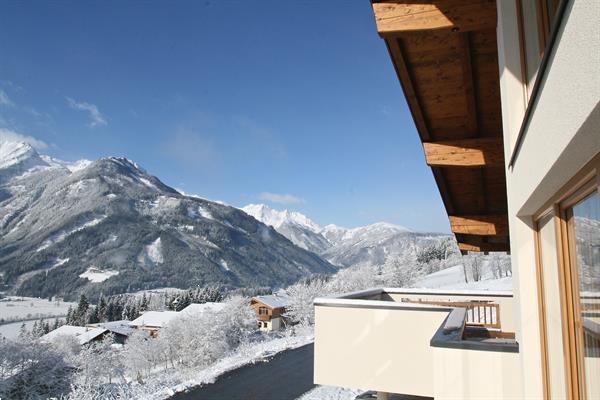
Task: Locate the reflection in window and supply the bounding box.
[570,190,600,398]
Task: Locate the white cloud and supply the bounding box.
[0,89,13,107]
[258,192,305,205]
[66,97,107,127]
[0,128,48,150]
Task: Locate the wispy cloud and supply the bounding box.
[164,130,219,169]
[258,192,305,205]
[66,97,107,127]
[234,116,286,159]
[0,128,48,150]
[0,89,13,107]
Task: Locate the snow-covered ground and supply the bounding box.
[298,386,362,400]
[79,267,120,283]
[0,296,76,322]
[413,265,512,291]
[0,317,67,340]
[0,319,35,339]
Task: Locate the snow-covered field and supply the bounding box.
[0,318,66,340]
[79,267,120,282]
[413,265,512,291]
[0,296,75,322]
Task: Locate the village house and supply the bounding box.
[129,302,225,337]
[86,320,135,344]
[40,325,109,346]
[250,295,291,332]
[129,310,179,337]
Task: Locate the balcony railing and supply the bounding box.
[314,288,521,399]
[401,298,501,329]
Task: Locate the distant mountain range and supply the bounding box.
[242,204,450,268]
[0,141,335,300]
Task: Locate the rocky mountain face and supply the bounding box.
[0,141,336,300]
[242,204,451,268]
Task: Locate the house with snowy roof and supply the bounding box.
[250,295,291,332]
[129,310,179,337]
[40,325,108,346]
[86,320,135,344]
[129,302,225,336]
[179,302,226,317]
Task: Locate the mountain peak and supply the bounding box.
[0,141,40,169]
[365,221,411,232]
[241,203,321,232]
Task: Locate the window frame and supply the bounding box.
[534,155,600,399]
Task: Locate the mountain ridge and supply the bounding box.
[241,203,450,268]
[0,141,336,300]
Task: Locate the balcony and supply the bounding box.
[314,288,522,399]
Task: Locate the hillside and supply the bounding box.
[0,141,336,300]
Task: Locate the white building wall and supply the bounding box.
[497,0,600,398]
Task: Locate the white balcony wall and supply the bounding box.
[432,346,522,399]
[314,303,448,397]
[314,290,521,399]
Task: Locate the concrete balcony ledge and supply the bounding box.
[315,288,519,353]
[314,287,513,309]
[314,287,521,399]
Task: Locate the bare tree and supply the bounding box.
[469,255,483,282]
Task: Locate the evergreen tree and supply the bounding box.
[43,320,50,334]
[139,293,148,313]
[97,295,108,322]
[18,323,27,340]
[88,306,99,324]
[75,294,89,326]
[65,305,74,325]
[106,301,116,321]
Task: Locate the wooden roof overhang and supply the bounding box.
[371,0,509,253]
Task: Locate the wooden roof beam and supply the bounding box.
[449,214,508,236]
[372,0,498,37]
[458,242,509,253]
[423,137,504,167]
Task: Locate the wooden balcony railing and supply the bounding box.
[402,299,501,329]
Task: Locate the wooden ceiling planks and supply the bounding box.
[372,0,509,253]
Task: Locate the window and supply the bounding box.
[536,0,562,53]
[535,159,599,399]
[565,189,600,399]
[515,0,564,99]
[259,306,268,315]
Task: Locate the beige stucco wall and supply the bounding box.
[432,346,522,399]
[314,304,448,397]
[315,296,521,399]
[497,0,600,398]
[507,0,600,217]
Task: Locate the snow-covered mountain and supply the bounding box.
[241,204,451,268]
[242,204,331,253]
[0,141,335,300]
[0,141,49,183]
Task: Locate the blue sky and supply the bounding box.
[0,1,450,233]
